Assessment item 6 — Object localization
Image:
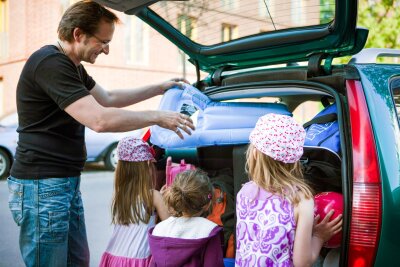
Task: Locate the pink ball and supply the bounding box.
[314,192,343,248]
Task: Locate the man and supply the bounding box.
[7,1,194,266]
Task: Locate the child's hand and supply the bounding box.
[313,209,343,242]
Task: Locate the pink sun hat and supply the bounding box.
[249,113,306,163]
[117,137,155,162]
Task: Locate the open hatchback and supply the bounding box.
[97,0,400,266]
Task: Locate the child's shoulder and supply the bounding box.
[238,181,273,199]
[153,216,219,239]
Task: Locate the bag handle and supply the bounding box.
[303,113,337,128]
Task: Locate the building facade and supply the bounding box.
[0,0,320,121]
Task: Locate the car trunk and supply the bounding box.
[150,64,356,266]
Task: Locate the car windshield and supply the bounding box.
[0,112,18,127]
[149,0,336,46]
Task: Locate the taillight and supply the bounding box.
[346,80,382,267]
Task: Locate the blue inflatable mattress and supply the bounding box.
[150,85,292,148]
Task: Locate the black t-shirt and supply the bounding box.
[10,45,96,179]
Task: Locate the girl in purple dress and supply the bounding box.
[100,137,169,267]
[236,114,342,267]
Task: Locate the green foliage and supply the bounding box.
[320,0,335,24]
[358,0,400,49]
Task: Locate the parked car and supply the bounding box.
[98,0,400,266]
[0,112,143,179]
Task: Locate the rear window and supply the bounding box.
[149,0,335,46]
[391,79,400,126]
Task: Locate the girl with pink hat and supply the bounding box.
[235,113,342,267]
[100,137,169,267]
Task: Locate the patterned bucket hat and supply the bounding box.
[249,113,306,163]
[117,137,155,162]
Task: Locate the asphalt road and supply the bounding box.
[0,164,114,267]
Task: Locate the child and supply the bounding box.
[100,137,169,267]
[236,113,342,267]
[148,169,224,267]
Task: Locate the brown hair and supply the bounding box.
[58,0,120,42]
[246,144,313,205]
[111,160,156,225]
[164,169,213,217]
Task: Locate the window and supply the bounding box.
[0,0,8,59]
[125,16,149,65]
[177,14,197,41]
[221,23,238,42]
[221,0,238,10]
[291,0,305,25]
[60,0,79,13]
[391,79,400,126]
[320,0,335,24]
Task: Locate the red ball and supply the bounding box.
[314,192,343,248]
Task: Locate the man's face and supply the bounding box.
[81,20,115,64]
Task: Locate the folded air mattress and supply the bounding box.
[150,84,291,148]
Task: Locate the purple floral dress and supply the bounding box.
[236,182,296,267]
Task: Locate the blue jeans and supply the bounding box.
[7,176,89,267]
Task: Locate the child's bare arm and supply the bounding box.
[293,197,343,267]
[153,190,170,221]
[293,197,315,267]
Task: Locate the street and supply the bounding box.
[0,165,114,267]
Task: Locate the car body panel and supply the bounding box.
[0,125,18,160]
[353,64,400,266]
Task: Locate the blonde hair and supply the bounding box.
[164,169,213,217]
[111,160,156,225]
[246,144,313,204]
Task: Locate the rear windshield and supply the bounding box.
[391,79,400,126]
[149,0,335,46]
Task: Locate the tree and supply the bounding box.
[358,0,400,49]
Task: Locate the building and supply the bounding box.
[0,0,321,121]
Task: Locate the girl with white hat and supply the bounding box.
[235,113,342,267]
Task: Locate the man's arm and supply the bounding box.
[90,78,188,108]
[64,94,194,139]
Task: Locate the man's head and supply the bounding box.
[58,0,119,63]
[58,0,119,42]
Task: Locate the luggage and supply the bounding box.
[304,103,340,155]
[301,147,342,193]
[302,102,342,193]
[165,156,196,186]
[207,169,235,258]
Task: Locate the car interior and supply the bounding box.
[149,64,353,266]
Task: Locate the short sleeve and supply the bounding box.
[77,64,96,91]
[34,54,91,110]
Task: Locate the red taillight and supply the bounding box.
[346,80,382,267]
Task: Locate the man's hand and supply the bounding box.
[158,78,190,94]
[155,111,195,139]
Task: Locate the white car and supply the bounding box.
[0,112,143,179]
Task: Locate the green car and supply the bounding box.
[100,0,400,266]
